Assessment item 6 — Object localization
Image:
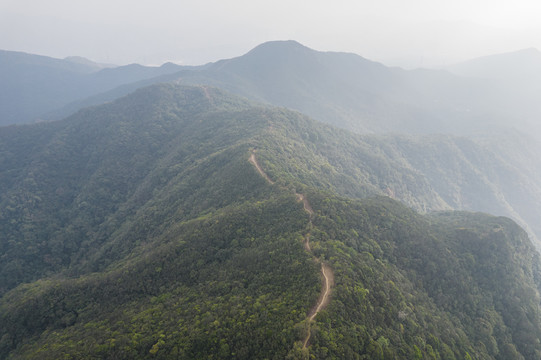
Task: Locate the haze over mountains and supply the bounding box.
[0,49,186,126]
[447,47,541,81]
[5,41,541,138]
[2,84,541,359]
[8,40,538,246]
[3,41,541,359]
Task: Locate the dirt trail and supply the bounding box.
[249,152,274,184]
[295,193,314,216]
[200,85,212,102]
[303,264,334,348]
[297,193,334,349]
[248,152,334,350]
[307,264,334,322]
[303,233,311,252]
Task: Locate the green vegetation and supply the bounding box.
[304,194,541,359]
[7,41,541,248]
[1,193,318,359]
[1,84,541,359]
[0,84,266,292]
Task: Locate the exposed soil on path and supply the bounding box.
[303,233,311,252]
[249,152,274,184]
[296,193,314,216]
[303,263,334,348]
[307,264,334,322]
[297,192,334,349]
[248,151,334,350]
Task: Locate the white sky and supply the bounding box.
[1,0,541,68]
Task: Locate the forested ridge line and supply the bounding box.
[3,84,541,359]
[249,151,274,184]
[248,151,334,349]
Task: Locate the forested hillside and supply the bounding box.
[16,41,541,250]
[225,109,541,247]
[1,84,541,359]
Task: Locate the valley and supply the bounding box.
[2,41,541,359]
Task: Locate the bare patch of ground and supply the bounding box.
[248,151,334,350]
[249,152,274,184]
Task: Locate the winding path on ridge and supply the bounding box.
[249,152,274,184]
[249,150,334,349]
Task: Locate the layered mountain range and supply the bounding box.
[6,41,541,246]
[0,49,186,126]
[2,42,541,359]
[5,41,541,136]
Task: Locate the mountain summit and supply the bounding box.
[5,41,541,138]
[4,42,541,358]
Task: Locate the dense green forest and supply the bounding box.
[1,84,541,359]
[7,41,541,250]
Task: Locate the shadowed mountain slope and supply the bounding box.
[0,49,186,126]
[1,85,541,359]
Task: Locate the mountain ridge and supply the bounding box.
[2,84,541,358]
[7,40,541,144]
[0,49,187,125]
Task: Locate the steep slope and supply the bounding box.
[3,84,541,280]
[0,84,322,359]
[143,40,537,137]
[0,84,268,292]
[0,83,442,295]
[304,194,541,360]
[171,40,498,135]
[20,42,541,248]
[241,111,541,247]
[2,84,541,359]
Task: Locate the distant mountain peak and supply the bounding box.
[250,39,307,50]
[242,40,315,59]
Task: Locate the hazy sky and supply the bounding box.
[1,0,541,68]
